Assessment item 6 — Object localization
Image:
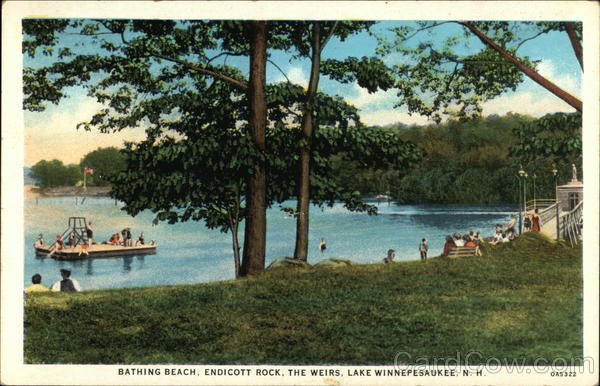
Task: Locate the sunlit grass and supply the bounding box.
[25,233,582,364]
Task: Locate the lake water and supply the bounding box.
[24,196,517,290]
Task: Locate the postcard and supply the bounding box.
[2,1,598,385]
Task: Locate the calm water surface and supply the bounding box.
[25,196,517,290]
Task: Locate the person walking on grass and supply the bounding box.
[419,238,428,261]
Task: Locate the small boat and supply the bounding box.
[34,217,157,260]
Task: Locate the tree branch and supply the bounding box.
[459,21,582,112]
[402,21,454,42]
[207,51,245,65]
[514,28,552,52]
[151,53,248,90]
[267,59,292,84]
[564,22,583,71]
[320,21,339,53]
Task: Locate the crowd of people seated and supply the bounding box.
[441,231,484,256]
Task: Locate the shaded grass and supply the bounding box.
[25,232,582,364]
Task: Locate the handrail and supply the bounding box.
[559,201,583,246]
[538,202,559,226]
[525,198,556,212]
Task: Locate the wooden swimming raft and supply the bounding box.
[35,243,157,260]
[34,216,157,260]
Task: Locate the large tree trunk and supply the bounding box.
[293,22,321,261]
[460,22,582,112]
[229,184,242,279]
[564,22,583,71]
[240,21,267,276]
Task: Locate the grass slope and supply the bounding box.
[25,233,582,364]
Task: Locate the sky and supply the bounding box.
[23,20,582,166]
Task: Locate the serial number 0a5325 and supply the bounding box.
[550,371,577,377]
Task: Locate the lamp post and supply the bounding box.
[518,168,525,233]
[552,165,558,201]
[523,171,528,213]
[551,165,559,239]
[533,173,537,209]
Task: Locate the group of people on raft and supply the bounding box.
[35,221,152,257]
[107,228,147,247]
[34,222,95,257]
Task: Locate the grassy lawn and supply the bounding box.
[24,232,582,364]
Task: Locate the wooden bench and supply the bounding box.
[447,246,477,258]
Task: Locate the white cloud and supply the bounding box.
[25,97,146,166]
[482,91,576,117]
[345,84,396,111]
[344,83,431,126]
[359,109,431,127]
[533,59,580,97]
[274,66,308,88]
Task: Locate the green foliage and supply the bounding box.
[30,159,81,187]
[111,122,420,231]
[511,112,582,165]
[25,233,581,364]
[375,21,576,123]
[331,113,581,204]
[79,147,126,186]
[321,56,395,93]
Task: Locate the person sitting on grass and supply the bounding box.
[453,232,464,247]
[25,273,50,293]
[506,227,516,241]
[505,215,516,231]
[50,269,81,292]
[475,231,484,242]
[463,236,482,256]
[382,249,396,263]
[442,235,455,256]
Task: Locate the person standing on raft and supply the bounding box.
[86,221,94,246]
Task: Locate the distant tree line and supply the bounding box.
[331,112,582,204]
[30,147,126,187]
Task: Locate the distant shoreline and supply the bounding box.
[24,184,111,198]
